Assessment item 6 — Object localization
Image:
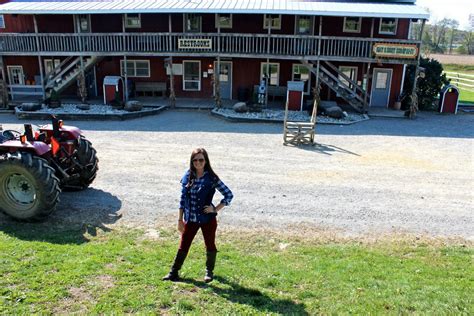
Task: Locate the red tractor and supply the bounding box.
[0,116,98,221]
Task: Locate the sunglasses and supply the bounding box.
[192,158,205,163]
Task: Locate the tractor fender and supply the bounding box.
[0,140,51,156]
[40,125,82,140]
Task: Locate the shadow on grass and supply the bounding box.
[181,276,309,315]
[0,188,122,244]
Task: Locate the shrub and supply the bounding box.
[402,57,449,111]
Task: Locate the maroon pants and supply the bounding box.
[179,218,217,252]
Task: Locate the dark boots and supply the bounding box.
[162,250,188,281]
[204,251,217,283]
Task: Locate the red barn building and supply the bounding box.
[0,0,429,112]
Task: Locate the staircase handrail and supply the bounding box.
[322,61,366,98]
[45,57,82,89]
[318,65,366,105]
[43,56,75,85]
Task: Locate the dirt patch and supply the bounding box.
[53,286,94,314]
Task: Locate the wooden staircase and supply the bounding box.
[44,56,103,96]
[303,60,369,113]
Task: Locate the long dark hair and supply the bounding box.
[187,148,219,187]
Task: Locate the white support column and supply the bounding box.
[215,15,222,108]
[33,15,46,99]
[315,16,322,89]
[168,14,176,107]
[265,17,271,107]
[363,18,375,111]
[122,14,129,102]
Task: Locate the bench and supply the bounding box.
[135,81,167,98]
[253,85,287,101]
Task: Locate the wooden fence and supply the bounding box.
[444,72,474,92]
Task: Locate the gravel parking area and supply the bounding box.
[0,110,473,240]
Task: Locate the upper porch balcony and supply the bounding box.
[0,32,421,64]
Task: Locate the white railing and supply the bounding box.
[0,32,420,61]
[444,72,474,92]
[8,84,43,100]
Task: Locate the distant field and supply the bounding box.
[429,54,474,65]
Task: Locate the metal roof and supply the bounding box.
[0,0,430,19]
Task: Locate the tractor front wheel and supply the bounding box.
[0,152,61,221]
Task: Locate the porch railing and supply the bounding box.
[0,32,420,62]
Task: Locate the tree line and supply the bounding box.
[411,18,473,55]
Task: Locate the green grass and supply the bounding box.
[0,224,472,314]
[442,64,474,104]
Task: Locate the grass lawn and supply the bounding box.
[443,64,474,104]
[0,224,472,314]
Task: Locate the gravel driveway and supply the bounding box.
[0,110,473,240]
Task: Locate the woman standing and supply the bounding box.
[163,148,233,283]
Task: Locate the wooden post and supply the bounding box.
[33,15,46,100]
[363,18,375,112]
[122,14,129,102]
[409,19,426,119]
[168,14,176,108]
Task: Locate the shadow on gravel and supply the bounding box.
[0,188,122,244]
[288,142,361,156]
[180,276,309,315]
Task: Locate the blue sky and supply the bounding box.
[416,0,472,30]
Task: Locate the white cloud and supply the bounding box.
[416,0,472,29]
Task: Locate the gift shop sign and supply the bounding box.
[178,39,212,50]
[373,43,418,59]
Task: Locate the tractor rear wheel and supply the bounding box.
[65,136,99,190]
[0,152,61,221]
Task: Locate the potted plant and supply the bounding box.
[110,90,124,109]
[48,89,61,108]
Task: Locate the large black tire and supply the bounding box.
[64,136,99,190]
[0,152,61,221]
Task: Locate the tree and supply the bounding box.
[448,20,459,54]
[402,58,449,111]
[421,18,459,53]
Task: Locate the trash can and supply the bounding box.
[103,76,124,105]
[287,81,305,111]
[237,87,249,102]
[439,84,460,114]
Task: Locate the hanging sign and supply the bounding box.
[373,43,418,59]
[178,39,212,50]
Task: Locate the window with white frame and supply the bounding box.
[120,60,150,77]
[185,14,202,33]
[292,64,311,94]
[76,14,91,32]
[295,16,313,35]
[338,66,358,90]
[264,14,281,30]
[215,13,232,29]
[0,15,5,29]
[260,63,279,86]
[183,61,201,91]
[343,17,361,33]
[125,13,141,28]
[7,66,24,85]
[44,59,61,75]
[379,18,397,35]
